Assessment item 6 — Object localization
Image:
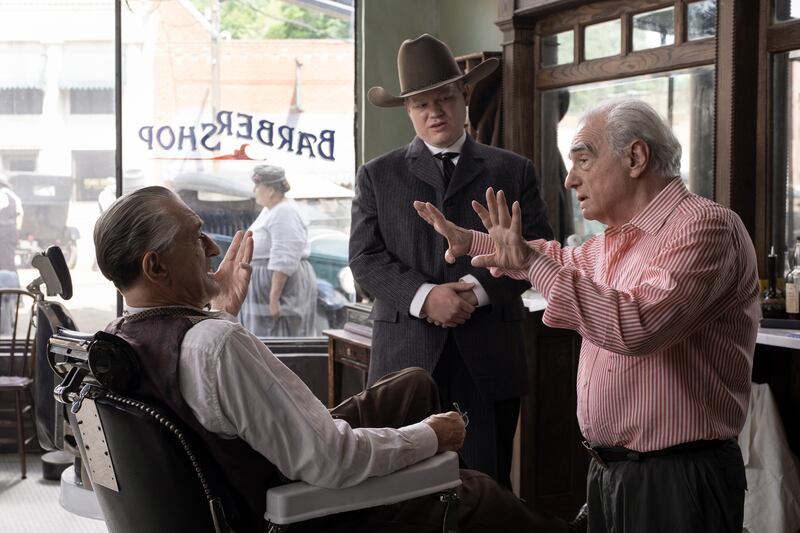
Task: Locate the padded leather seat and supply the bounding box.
[54,330,462,533]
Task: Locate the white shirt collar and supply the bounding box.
[423,132,466,157]
[124,304,207,315]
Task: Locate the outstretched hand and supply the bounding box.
[211,230,253,315]
[471,188,536,272]
[413,201,472,263]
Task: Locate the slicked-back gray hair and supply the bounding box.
[581,99,682,178]
[94,185,182,290]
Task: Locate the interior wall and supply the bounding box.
[357,0,502,166]
[439,0,502,57]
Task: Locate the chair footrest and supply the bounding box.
[265,451,461,525]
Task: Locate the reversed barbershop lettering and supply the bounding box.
[138,110,336,161]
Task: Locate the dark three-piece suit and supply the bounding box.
[349,134,553,485]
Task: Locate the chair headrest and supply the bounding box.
[49,330,141,395]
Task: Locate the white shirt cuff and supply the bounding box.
[400,421,439,459]
[460,274,489,307]
[410,283,436,318]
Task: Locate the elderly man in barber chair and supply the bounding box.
[93,186,567,533]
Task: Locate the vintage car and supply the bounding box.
[8,173,80,269]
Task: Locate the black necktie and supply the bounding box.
[434,152,458,188]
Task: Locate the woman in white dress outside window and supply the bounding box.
[240,165,317,336]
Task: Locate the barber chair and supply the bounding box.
[27,246,103,519]
[50,329,462,533]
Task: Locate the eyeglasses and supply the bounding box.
[452,402,469,428]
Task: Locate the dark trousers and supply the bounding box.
[433,334,519,489]
[586,439,747,533]
[294,367,566,533]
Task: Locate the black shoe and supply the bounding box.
[567,503,588,533]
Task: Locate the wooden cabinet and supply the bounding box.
[322,310,588,519]
[323,328,371,408]
[520,310,588,519]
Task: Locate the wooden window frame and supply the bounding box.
[755,6,800,275]
[498,0,761,266]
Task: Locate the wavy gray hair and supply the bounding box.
[582,99,682,178]
[94,186,182,290]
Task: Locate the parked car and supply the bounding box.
[8,173,80,269]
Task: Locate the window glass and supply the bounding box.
[540,66,715,244]
[121,0,355,338]
[772,49,800,263]
[774,0,800,22]
[584,19,621,61]
[70,89,114,114]
[541,30,574,67]
[0,0,354,339]
[0,89,44,114]
[0,151,38,172]
[0,1,117,334]
[632,7,675,51]
[687,1,716,40]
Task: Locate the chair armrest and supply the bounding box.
[265,451,461,525]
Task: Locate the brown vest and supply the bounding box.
[105,307,286,532]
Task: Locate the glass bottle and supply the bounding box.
[785,238,800,319]
[761,246,785,318]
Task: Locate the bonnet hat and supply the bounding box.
[251,165,286,186]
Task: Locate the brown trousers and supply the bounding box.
[291,367,567,533]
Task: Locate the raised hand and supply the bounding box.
[413,201,473,263]
[471,188,536,272]
[211,230,254,315]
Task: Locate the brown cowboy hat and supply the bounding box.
[368,33,499,108]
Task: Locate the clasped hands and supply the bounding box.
[413,187,537,279]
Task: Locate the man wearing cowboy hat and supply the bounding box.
[350,34,553,489]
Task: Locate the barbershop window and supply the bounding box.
[535,0,716,244]
[121,0,355,339]
[0,1,354,338]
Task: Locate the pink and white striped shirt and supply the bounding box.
[470,178,760,451]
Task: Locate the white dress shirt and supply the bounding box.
[125,305,438,488]
[409,132,489,318]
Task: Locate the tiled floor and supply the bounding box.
[0,454,108,533]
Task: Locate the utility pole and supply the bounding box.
[211,0,221,119]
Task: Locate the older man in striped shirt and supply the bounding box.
[414,99,760,533]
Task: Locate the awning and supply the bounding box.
[59,43,114,90]
[0,43,46,89]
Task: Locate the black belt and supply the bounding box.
[582,439,729,468]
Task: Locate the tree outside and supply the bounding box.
[191,0,352,39]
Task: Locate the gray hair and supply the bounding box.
[94,186,182,290]
[252,164,290,194]
[581,99,682,178]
